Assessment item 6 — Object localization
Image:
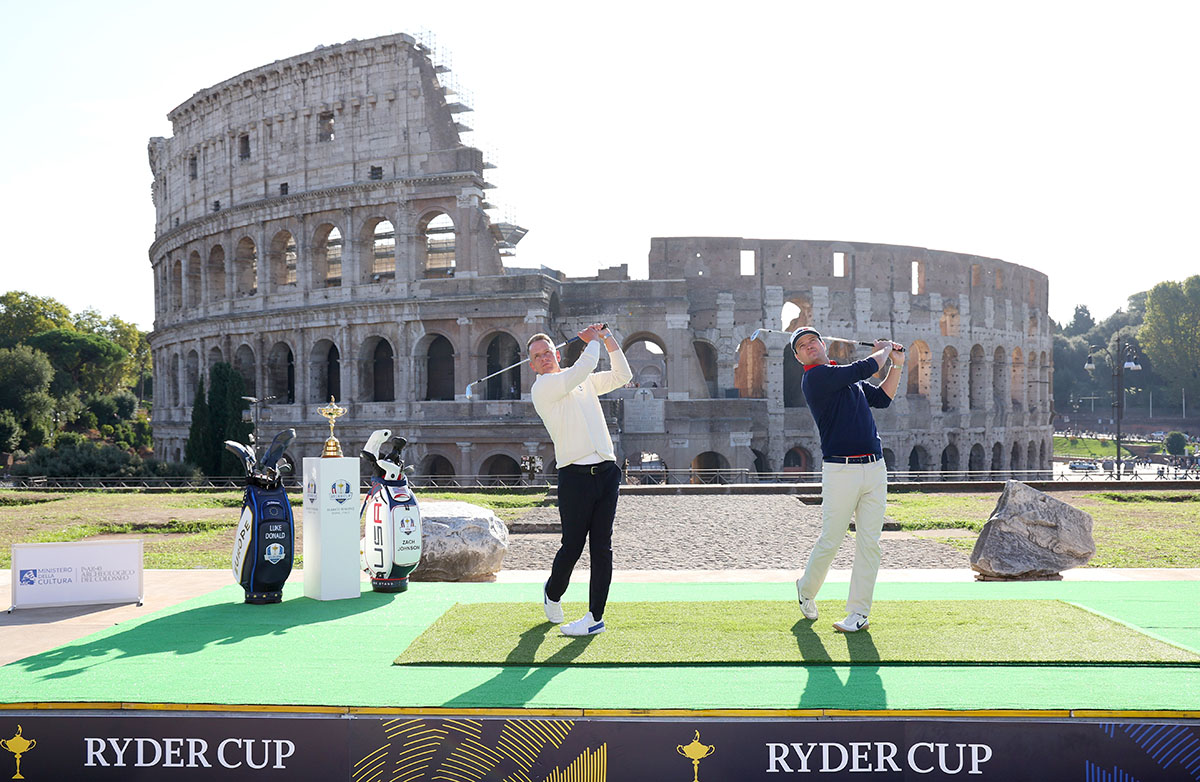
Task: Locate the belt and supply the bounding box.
[561,461,616,475]
[823,454,881,464]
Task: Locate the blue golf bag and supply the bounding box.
[228,429,295,604]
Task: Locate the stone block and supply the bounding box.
[411,501,509,582]
[970,480,1094,580]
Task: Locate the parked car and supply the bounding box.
[1068,461,1100,471]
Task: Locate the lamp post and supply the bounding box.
[1085,340,1141,478]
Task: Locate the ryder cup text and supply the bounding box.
[84,737,295,769]
[766,741,992,774]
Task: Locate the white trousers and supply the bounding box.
[797,459,888,616]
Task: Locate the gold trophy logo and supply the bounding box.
[318,396,347,457]
[1,724,36,780]
[676,730,715,782]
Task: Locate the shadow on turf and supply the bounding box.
[442,620,596,708]
[11,589,399,679]
[792,618,887,709]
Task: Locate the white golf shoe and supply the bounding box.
[561,611,605,636]
[796,580,818,620]
[833,612,870,633]
[543,584,564,624]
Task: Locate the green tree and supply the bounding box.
[207,363,251,475]
[0,344,57,449]
[1063,304,1095,337]
[74,309,151,395]
[0,410,21,452]
[0,291,74,349]
[185,378,215,474]
[1164,431,1188,456]
[25,328,129,397]
[1139,276,1200,408]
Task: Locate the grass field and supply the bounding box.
[1053,435,1137,459]
[0,488,1195,570]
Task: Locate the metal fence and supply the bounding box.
[10,467,1196,491]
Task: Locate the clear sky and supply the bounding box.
[2,1,1196,331]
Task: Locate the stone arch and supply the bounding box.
[234,236,258,296]
[907,340,932,397]
[170,258,183,310]
[968,442,986,473]
[692,339,718,398]
[783,348,806,408]
[207,345,224,368]
[185,349,200,402]
[309,339,341,403]
[991,442,1004,478]
[751,448,769,474]
[480,453,520,486]
[968,344,985,410]
[691,451,731,484]
[1026,352,1039,412]
[783,445,813,473]
[363,216,395,281]
[882,448,896,471]
[266,341,295,404]
[419,211,456,278]
[1010,347,1025,409]
[1027,440,1038,472]
[207,245,226,302]
[421,454,455,482]
[780,296,813,333]
[360,336,395,402]
[563,337,586,368]
[908,445,929,475]
[186,251,201,308]
[168,352,181,406]
[1039,351,1050,413]
[623,332,668,390]
[1010,441,1022,472]
[233,344,256,396]
[940,443,960,478]
[734,337,766,398]
[268,229,298,290]
[311,223,343,287]
[481,331,521,400]
[941,346,960,412]
[993,346,1007,409]
[417,333,455,401]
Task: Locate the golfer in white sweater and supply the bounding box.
[528,324,632,636]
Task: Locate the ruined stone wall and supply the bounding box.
[148,35,1052,480]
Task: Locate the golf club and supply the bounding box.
[464,323,608,399]
[749,328,905,352]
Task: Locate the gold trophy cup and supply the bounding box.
[676,730,715,782]
[317,396,347,457]
[1,724,36,780]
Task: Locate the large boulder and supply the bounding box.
[970,480,1095,580]
[411,501,509,581]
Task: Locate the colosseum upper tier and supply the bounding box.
[148,33,1053,480]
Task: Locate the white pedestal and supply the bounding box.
[302,456,361,601]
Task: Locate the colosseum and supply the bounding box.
[147,32,1053,482]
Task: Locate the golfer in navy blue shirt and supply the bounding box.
[791,326,905,633]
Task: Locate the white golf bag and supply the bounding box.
[359,430,422,592]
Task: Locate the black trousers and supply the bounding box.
[545,462,621,620]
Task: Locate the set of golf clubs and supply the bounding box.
[225,428,295,489]
[462,325,903,398]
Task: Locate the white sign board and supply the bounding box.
[9,540,143,611]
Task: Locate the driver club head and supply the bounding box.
[260,428,296,471]
[750,329,764,342]
[224,441,256,476]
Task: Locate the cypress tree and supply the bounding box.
[207,363,252,475]
[184,378,212,473]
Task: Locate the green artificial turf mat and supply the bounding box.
[396,599,1200,666]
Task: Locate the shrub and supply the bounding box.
[1165,431,1188,456]
[0,410,22,452]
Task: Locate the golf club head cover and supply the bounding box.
[231,483,295,604]
[359,474,422,592]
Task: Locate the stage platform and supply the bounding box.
[2,570,1199,779]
